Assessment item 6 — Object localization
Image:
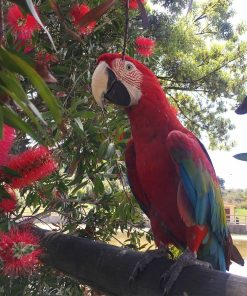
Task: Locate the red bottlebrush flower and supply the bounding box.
[7,146,57,189]
[135,36,155,57]
[0,185,17,213]
[129,0,146,10]
[0,125,15,167]
[7,4,40,41]
[70,4,96,36]
[0,228,42,276]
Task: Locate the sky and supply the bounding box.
[208,112,247,189]
[207,0,247,189]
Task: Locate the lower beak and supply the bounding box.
[104,68,131,107]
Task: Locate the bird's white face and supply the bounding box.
[91,58,143,108]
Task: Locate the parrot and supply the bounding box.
[91,53,244,292]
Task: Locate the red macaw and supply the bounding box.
[91,53,244,290]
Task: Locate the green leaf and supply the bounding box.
[94,177,104,195]
[0,85,44,132]
[69,161,85,186]
[79,111,96,119]
[8,0,30,12]
[74,118,84,132]
[71,181,89,195]
[32,205,41,215]
[106,143,115,159]
[27,101,47,125]
[97,140,108,159]
[0,166,21,177]
[0,185,14,199]
[0,48,62,124]
[2,106,41,142]
[233,153,247,162]
[0,70,27,100]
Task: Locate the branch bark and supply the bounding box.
[32,227,247,296]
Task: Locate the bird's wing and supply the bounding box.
[125,139,187,248]
[125,139,150,216]
[167,130,228,242]
[167,130,244,270]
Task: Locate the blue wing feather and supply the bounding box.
[167,130,229,270]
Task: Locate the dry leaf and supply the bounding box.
[35,64,57,84]
[137,0,149,29]
[79,0,116,27]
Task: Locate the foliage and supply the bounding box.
[235,208,247,216]
[217,176,225,189]
[222,188,247,206]
[0,0,247,294]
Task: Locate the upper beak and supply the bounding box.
[91,61,131,108]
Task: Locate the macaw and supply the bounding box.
[91,53,244,290]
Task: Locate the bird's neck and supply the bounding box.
[126,88,185,144]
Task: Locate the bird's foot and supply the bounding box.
[160,249,212,295]
[129,248,173,287]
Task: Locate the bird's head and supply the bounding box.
[91,53,159,108]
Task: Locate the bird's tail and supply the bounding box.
[198,232,244,271]
[224,234,244,270]
[198,233,227,271]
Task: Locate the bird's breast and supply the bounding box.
[135,139,187,246]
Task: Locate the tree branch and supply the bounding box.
[157,54,245,88]
[164,86,208,92]
[31,227,247,296]
[167,93,209,132]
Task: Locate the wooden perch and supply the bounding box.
[32,227,247,296]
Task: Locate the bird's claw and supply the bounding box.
[160,249,212,295]
[129,261,144,288]
[129,248,171,287]
[160,260,184,296]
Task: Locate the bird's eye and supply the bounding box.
[126,63,133,71]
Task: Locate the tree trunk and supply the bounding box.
[31,227,247,296]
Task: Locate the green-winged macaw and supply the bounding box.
[91,53,244,292]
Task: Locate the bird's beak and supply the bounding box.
[91,61,131,108]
